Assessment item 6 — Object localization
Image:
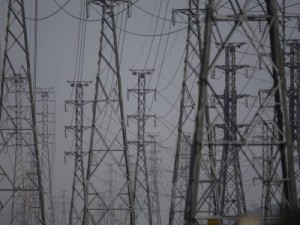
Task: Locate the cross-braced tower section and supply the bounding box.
[83,1,134,225]
[65,81,92,225]
[286,41,300,197]
[0,0,45,224]
[169,2,218,225]
[36,87,56,225]
[127,69,157,225]
[214,43,248,219]
[147,134,162,225]
[184,1,298,225]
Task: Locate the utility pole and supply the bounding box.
[127,69,157,225]
[0,0,45,224]
[184,1,298,225]
[147,134,162,225]
[65,81,91,225]
[36,88,56,225]
[83,1,134,225]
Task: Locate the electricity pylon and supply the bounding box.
[105,164,115,225]
[36,88,56,225]
[83,1,134,225]
[170,133,192,225]
[147,134,162,225]
[0,0,45,224]
[258,120,281,223]
[169,1,217,225]
[184,1,298,225]
[286,40,300,196]
[127,69,157,225]
[65,81,91,225]
[214,43,248,218]
[278,0,300,198]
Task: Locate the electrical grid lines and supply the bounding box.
[184,1,298,225]
[0,1,300,225]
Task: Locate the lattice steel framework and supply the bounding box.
[214,43,248,218]
[184,1,298,225]
[36,88,56,225]
[278,0,300,199]
[83,1,134,225]
[65,81,91,225]
[0,0,45,224]
[8,74,27,225]
[127,69,156,225]
[258,120,281,223]
[287,41,300,196]
[170,134,192,225]
[105,164,115,225]
[147,134,162,225]
[169,1,217,225]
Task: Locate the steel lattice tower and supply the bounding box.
[0,0,45,224]
[8,74,27,225]
[105,164,115,225]
[65,81,91,225]
[127,69,156,225]
[287,41,300,196]
[259,120,281,223]
[278,0,300,199]
[169,2,217,225]
[36,88,56,225]
[215,43,248,218]
[173,134,192,224]
[147,134,162,225]
[184,1,298,225]
[83,1,134,225]
[26,152,43,225]
[254,87,287,224]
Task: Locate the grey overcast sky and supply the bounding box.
[1,0,300,224]
[1,0,188,223]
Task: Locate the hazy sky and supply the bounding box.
[1,0,300,224]
[1,0,189,223]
